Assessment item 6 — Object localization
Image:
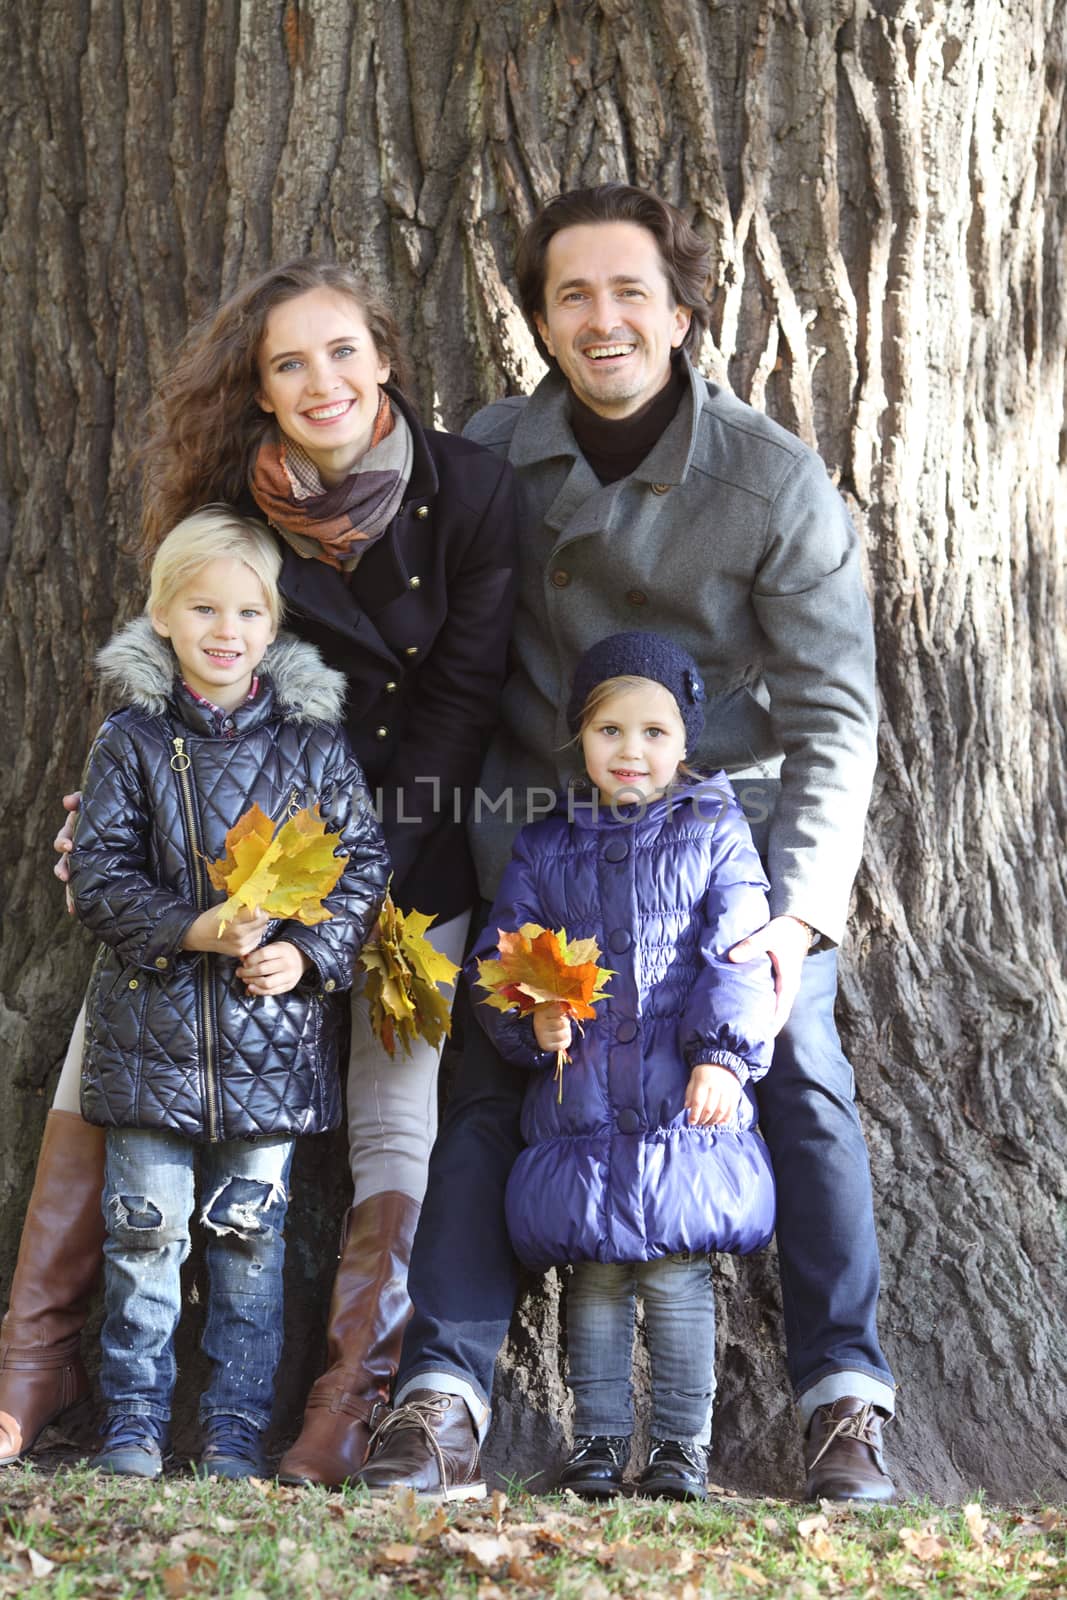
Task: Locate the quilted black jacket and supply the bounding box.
[69,619,389,1143]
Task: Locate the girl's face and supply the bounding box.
[256,287,391,485]
[151,557,276,711]
[580,680,687,802]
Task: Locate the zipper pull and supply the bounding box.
[170,737,191,772]
[287,787,301,818]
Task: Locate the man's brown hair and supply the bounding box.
[515,184,713,365]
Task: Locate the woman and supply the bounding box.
[0,260,517,1486]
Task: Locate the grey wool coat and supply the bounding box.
[464,357,877,945]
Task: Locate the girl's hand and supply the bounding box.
[533,1001,573,1054]
[237,941,311,997]
[182,905,272,958]
[685,1063,743,1126]
[55,792,81,905]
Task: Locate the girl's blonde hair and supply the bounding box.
[576,674,685,736]
[147,506,284,629]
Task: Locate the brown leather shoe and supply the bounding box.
[354,1389,486,1501]
[804,1397,896,1503]
[0,1111,107,1465]
[277,1192,420,1487]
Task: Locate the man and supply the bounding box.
[355,184,896,1503]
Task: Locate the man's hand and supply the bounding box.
[237,941,311,997]
[533,1001,573,1054]
[728,915,813,1035]
[183,905,272,960]
[685,1063,743,1125]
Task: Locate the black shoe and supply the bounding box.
[96,1413,169,1479]
[198,1414,266,1480]
[557,1435,630,1499]
[636,1437,708,1501]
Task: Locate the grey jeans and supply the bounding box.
[566,1254,716,1446]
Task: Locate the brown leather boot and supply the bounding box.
[0,1110,107,1464]
[277,1190,420,1487]
[803,1397,896,1502]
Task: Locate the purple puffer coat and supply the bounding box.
[467,776,777,1271]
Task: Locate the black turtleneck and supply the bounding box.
[568,357,688,485]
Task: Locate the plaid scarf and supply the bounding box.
[249,391,413,571]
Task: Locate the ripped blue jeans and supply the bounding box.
[100,1127,294,1431]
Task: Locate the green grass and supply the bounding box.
[0,1463,1064,1599]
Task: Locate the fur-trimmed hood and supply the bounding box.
[96,615,347,724]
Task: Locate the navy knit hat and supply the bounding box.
[567,631,706,745]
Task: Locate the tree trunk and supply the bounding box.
[1,0,1064,1499]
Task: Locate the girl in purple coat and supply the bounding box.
[468,633,776,1502]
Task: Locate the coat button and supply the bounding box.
[551,569,570,588]
[324,978,336,992]
[409,575,421,589]
[616,1019,639,1044]
[154,957,169,970]
[385,681,398,694]
[376,726,389,740]
[405,646,418,657]
[626,589,647,607]
[603,838,629,863]
[128,979,139,990]
[414,505,429,520]
[608,928,632,954]
[617,1108,641,1134]
[650,482,671,495]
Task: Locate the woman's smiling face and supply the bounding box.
[256,287,391,485]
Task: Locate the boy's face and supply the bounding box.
[581,680,687,802]
[151,558,276,711]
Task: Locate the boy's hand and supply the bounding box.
[182,905,272,958]
[685,1063,743,1126]
[533,1001,573,1054]
[237,941,311,997]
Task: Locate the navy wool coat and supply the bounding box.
[69,620,389,1144]
[467,776,778,1272]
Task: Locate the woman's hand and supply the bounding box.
[237,941,311,997]
[685,1063,742,1126]
[182,905,272,959]
[54,792,81,900]
[533,1001,573,1054]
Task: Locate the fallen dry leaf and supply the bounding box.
[797,1513,830,1539]
[963,1501,989,1546]
[899,1525,948,1563]
[440,1529,518,1573]
[730,1560,770,1586]
[374,1542,421,1566]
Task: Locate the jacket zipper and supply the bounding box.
[170,736,221,1141]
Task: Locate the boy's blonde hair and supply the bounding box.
[147,505,283,628]
[576,674,684,735]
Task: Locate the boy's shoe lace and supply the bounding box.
[199,1414,266,1479]
[96,1413,169,1478]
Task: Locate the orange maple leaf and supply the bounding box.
[475,924,613,1100]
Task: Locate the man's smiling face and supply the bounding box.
[534,221,692,420]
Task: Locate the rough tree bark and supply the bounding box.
[1,0,1064,1500]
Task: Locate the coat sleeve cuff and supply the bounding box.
[683,1046,752,1087]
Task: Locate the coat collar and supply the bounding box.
[559,772,733,832]
[507,353,710,490]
